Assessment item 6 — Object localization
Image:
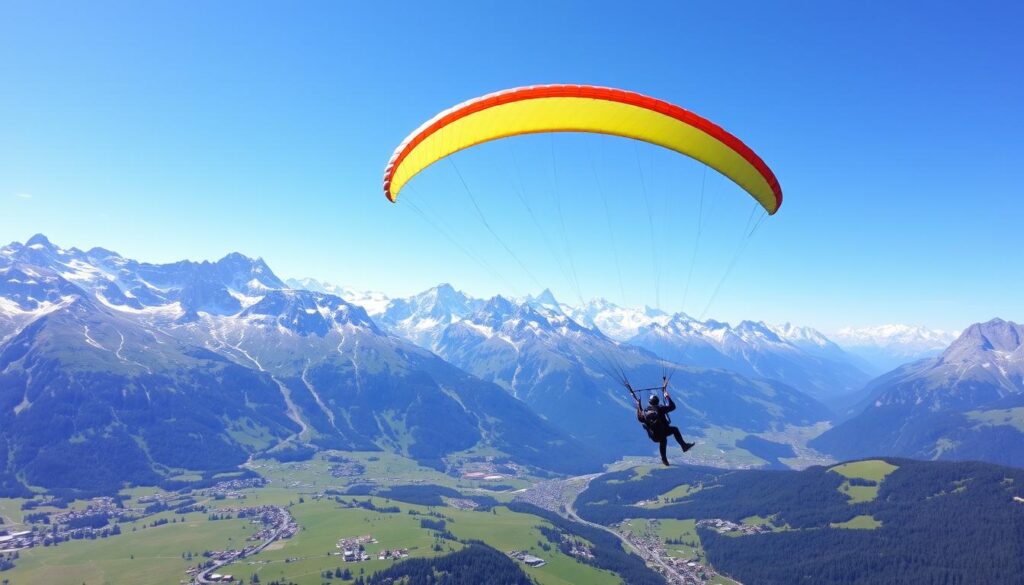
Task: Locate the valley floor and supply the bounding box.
[0,451,750,585]
[4,452,1022,585]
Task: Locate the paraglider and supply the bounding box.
[383,84,782,462]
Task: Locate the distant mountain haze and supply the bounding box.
[831,324,960,372]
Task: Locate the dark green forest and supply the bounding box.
[577,459,1024,585]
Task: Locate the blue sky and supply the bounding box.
[1,1,1021,332]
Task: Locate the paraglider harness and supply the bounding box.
[629,379,672,443]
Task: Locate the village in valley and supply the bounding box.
[615,517,756,585]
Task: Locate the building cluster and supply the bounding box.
[696,518,767,535]
[341,549,369,563]
[507,550,546,567]
[514,478,573,513]
[333,533,409,563]
[660,554,718,585]
[445,497,479,511]
[204,477,267,499]
[136,492,172,505]
[137,491,207,513]
[0,530,33,553]
[206,505,296,535]
[2,497,132,554]
[52,496,127,525]
[241,506,298,542]
[515,473,601,514]
[187,505,296,584]
[328,459,366,478]
[186,559,238,583]
[337,534,376,563]
[566,539,594,560]
[615,517,766,584]
[205,549,243,563]
[0,525,126,570]
[376,548,410,561]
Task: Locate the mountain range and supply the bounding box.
[324,282,830,457]
[2,235,1016,497]
[628,314,872,406]
[347,283,871,409]
[0,236,602,495]
[290,277,957,398]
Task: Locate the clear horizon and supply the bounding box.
[2,1,1021,332]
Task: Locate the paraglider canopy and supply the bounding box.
[383,84,782,214]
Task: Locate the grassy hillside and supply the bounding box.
[829,459,898,503]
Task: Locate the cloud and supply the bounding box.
[15,193,33,199]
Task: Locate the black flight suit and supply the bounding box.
[638,396,689,463]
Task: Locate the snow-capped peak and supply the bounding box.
[25,233,55,249]
[524,288,566,315]
[772,322,826,345]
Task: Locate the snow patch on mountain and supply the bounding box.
[0,294,77,318]
[95,292,187,319]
